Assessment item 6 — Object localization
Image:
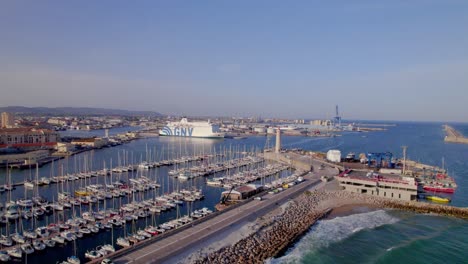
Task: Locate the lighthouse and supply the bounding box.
[275,128,281,153]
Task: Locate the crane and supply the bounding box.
[334,105,342,128]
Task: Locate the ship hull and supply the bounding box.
[423,186,455,193]
[158,119,225,138]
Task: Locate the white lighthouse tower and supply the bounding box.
[275,128,281,153]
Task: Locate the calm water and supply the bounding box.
[1,121,468,263]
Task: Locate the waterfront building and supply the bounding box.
[0,150,49,166]
[253,127,267,133]
[294,119,305,124]
[1,112,15,128]
[56,142,76,153]
[326,150,341,162]
[0,127,59,149]
[221,184,263,201]
[47,118,68,126]
[71,137,108,148]
[336,170,418,201]
[310,119,332,126]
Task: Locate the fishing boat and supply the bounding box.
[426,195,451,203]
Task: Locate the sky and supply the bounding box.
[1,1,468,122]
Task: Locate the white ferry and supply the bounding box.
[159,118,225,138]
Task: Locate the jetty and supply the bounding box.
[444,125,468,144]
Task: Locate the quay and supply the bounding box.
[111,174,322,264]
[444,125,468,144]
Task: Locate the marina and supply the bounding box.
[0,137,293,263]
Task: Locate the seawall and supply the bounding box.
[444,125,468,144]
[195,190,468,264]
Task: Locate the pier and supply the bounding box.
[444,125,468,144]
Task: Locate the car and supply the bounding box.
[254,197,262,201]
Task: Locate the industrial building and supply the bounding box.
[336,169,418,201]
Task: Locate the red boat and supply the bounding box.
[423,185,455,193]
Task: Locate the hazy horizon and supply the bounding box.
[1,1,468,122]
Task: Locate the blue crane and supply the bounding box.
[367,152,394,168]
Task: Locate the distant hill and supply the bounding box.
[0,106,162,116]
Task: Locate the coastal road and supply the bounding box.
[113,174,323,264]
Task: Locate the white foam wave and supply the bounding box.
[266,210,399,264]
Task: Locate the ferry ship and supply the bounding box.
[159,118,225,138]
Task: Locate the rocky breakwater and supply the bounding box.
[195,190,468,264]
[381,199,468,219]
[194,192,332,264]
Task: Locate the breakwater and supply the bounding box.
[444,125,468,144]
[195,190,468,263]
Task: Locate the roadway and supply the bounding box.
[113,173,323,264]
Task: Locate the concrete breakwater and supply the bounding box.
[194,194,331,264]
[195,190,468,264]
[444,125,468,144]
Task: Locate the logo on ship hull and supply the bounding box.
[160,126,194,137]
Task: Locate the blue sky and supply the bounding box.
[1,1,467,121]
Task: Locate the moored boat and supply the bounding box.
[426,195,451,203]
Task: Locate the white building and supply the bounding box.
[326,150,341,162]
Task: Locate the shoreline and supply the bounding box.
[325,203,379,220]
[193,188,468,264]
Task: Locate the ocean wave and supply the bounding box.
[266,210,399,264]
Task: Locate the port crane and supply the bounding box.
[334,105,342,128]
[220,186,235,204]
[367,152,394,168]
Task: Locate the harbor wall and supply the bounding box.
[264,152,312,171]
[444,125,468,144]
[196,190,468,264]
